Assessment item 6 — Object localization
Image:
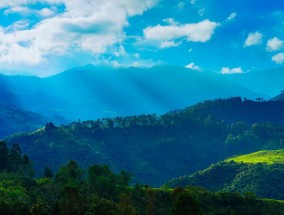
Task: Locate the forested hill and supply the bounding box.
[1,141,284,215]
[164,150,284,200]
[5,98,284,186]
[184,97,284,125]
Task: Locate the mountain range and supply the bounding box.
[1,65,271,122]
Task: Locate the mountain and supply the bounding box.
[1,65,263,120]
[0,75,20,107]
[0,105,53,139]
[270,92,284,101]
[226,67,284,97]
[0,75,67,138]
[5,98,284,186]
[164,150,284,200]
[187,97,284,125]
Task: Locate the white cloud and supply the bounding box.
[244,32,263,47]
[4,6,56,17]
[4,6,29,15]
[144,19,220,43]
[227,12,237,21]
[5,20,30,31]
[38,8,56,17]
[266,37,284,51]
[272,53,284,64]
[163,18,179,26]
[190,0,196,4]
[160,40,181,48]
[177,2,185,10]
[0,0,158,66]
[221,67,243,74]
[185,62,200,70]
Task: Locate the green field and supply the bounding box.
[227,150,284,164]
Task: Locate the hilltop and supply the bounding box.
[227,150,284,164]
[164,149,284,200]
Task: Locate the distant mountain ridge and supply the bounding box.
[270,92,284,101]
[226,67,284,97]
[0,65,264,120]
[0,105,51,139]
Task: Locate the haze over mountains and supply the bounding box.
[226,67,284,98]
[1,65,281,122]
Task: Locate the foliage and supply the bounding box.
[165,151,284,200]
[226,149,284,164]
[1,141,284,214]
[5,98,284,186]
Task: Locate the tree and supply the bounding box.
[30,199,51,215]
[88,164,115,197]
[118,193,137,215]
[43,166,53,179]
[119,170,132,187]
[21,154,34,177]
[9,143,22,172]
[55,160,84,188]
[0,141,9,171]
[45,122,56,131]
[58,185,84,215]
[145,189,156,215]
[172,192,201,215]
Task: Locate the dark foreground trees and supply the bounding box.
[1,141,284,215]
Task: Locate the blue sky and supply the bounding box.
[0,0,284,76]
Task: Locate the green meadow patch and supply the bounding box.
[226,150,284,164]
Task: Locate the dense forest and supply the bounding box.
[1,141,284,215]
[5,98,284,186]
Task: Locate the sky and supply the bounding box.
[0,0,284,76]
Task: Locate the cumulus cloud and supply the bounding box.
[221,67,243,74]
[185,62,200,70]
[244,32,263,47]
[160,40,181,48]
[163,18,179,26]
[144,19,220,44]
[266,37,284,51]
[0,0,157,66]
[227,12,237,21]
[272,53,284,64]
[4,6,56,17]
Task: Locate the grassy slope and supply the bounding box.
[164,150,284,200]
[226,149,284,164]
